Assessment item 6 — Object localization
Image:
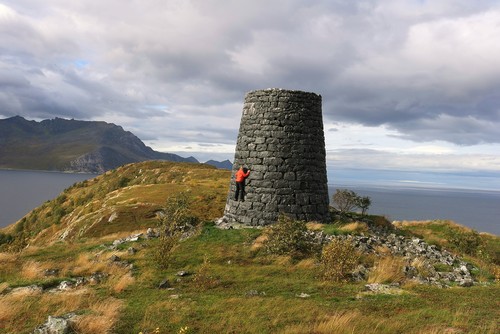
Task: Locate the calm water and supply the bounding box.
[329,185,500,235]
[0,169,498,235]
[0,169,94,228]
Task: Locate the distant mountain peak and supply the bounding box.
[0,116,199,173]
[204,159,233,170]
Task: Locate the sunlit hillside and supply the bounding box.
[0,161,498,334]
[1,161,230,248]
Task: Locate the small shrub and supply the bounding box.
[264,214,322,260]
[117,177,131,188]
[192,255,219,290]
[154,234,180,269]
[154,193,198,269]
[0,233,13,247]
[331,189,358,214]
[493,265,500,281]
[331,189,372,216]
[356,196,371,216]
[320,238,360,282]
[448,229,482,256]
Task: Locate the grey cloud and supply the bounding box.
[390,114,500,145]
[1,0,500,148]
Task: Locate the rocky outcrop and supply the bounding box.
[32,313,77,334]
[325,230,477,287]
[68,147,120,174]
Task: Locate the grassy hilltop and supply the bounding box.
[0,161,499,333]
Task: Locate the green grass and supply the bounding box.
[1,162,498,334]
[109,225,499,334]
[1,221,499,333]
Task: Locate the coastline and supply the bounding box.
[0,167,98,175]
[1,170,498,235]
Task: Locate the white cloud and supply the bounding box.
[1,0,500,183]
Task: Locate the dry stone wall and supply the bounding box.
[223,88,329,226]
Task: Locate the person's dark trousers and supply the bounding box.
[235,181,245,201]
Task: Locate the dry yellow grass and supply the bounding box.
[367,255,406,284]
[409,257,433,278]
[251,234,268,251]
[273,255,293,266]
[392,220,433,228]
[314,311,367,333]
[73,297,124,334]
[0,252,18,278]
[416,327,464,334]
[21,260,44,280]
[281,311,385,334]
[0,282,9,294]
[340,221,368,233]
[112,272,135,293]
[0,252,18,263]
[0,288,94,332]
[374,245,392,255]
[58,251,110,277]
[39,289,92,314]
[415,307,498,334]
[306,222,324,231]
[295,258,317,269]
[100,262,134,293]
[96,229,147,243]
[0,291,41,324]
[1,271,124,333]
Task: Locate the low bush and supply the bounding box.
[0,233,13,247]
[264,214,322,260]
[192,255,220,290]
[448,229,482,256]
[320,238,360,282]
[154,193,199,269]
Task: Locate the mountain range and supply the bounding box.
[0,116,230,173]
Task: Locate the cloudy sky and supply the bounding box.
[1,0,499,190]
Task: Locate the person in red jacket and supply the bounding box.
[234,166,250,201]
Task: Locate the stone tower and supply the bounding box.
[223,88,330,226]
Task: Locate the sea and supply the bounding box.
[0,169,94,229]
[0,169,498,235]
[329,185,499,235]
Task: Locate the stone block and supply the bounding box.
[264,172,283,180]
[255,137,266,144]
[273,180,290,189]
[295,193,310,205]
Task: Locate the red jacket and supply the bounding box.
[235,168,250,182]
